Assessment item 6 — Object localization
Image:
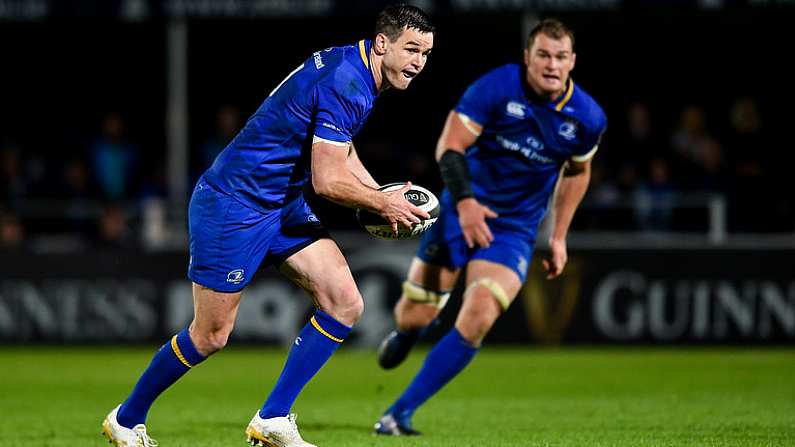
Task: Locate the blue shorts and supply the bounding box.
[187,177,330,292]
[416,204,535,283]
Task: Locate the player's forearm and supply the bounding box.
[346,145,379,189]
[550,168,590,242]
[313,170,385,212]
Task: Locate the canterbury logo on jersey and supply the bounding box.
[506,101,526,118]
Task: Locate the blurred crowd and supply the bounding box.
[1,95,792,252]
[584,96,791,234]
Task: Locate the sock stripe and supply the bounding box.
[310,316,344,343]
[170,335,193,368]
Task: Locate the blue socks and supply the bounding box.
[259,310,352,419]
[389,328,478,418]
[115,311,352,427]
[117,327,206,428]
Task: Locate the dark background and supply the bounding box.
[2,0,794,247]
[1,1,794,346]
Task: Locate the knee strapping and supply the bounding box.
[464,278,510,311]
[402,281,451,309]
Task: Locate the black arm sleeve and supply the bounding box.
[439,150,474,202]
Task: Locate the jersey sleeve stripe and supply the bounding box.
[456,112,482,137]
[571,144,599,162]
[313,135,350,147]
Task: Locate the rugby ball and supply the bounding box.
[357,183,440,240]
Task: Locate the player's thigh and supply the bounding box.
[457,259,523,331]
[278,238,362,324]
[190,282,242,352]
[192,282,243,324]
[415,203,469,275]
[402,208,464,321]
[406,257,459,291]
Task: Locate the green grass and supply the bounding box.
[1,346,793,446]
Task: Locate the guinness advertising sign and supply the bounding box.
[517,249,794,344]
[0,243,793,345]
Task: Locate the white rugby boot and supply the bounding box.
[245,412,317,447]
[102,405,159,447]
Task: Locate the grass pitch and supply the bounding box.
[1,346,793,446]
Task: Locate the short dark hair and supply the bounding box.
[527,18,575,51]
[375,3,435,42]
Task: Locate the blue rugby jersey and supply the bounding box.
[203,40,378,212]
[452,63,607,236]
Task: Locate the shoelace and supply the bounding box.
[134,427,159,447]
[286,414,303,441]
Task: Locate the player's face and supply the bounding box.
[524,33,576,99]
[380,27,434,90]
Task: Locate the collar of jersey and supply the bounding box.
[551,78,575,112]
[358,39,378,96]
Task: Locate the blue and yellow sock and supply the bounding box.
[116,327,206,428]
[389,328,478,418]
[259,310,352,419]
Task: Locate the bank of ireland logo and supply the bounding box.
[526,136,544,151]
[558,120,577,140]
[227,269,245,284]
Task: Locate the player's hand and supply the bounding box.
[456,197,498,249]
[379,182,431,235]
[542,238,568,279]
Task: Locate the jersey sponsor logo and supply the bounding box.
[226,269,245,284]
[558,120,578,140]
[495,135,553,163]
[526,136,544,151]
[307,214,319,223]
[313,51,325,69]
[506,101,526,118]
